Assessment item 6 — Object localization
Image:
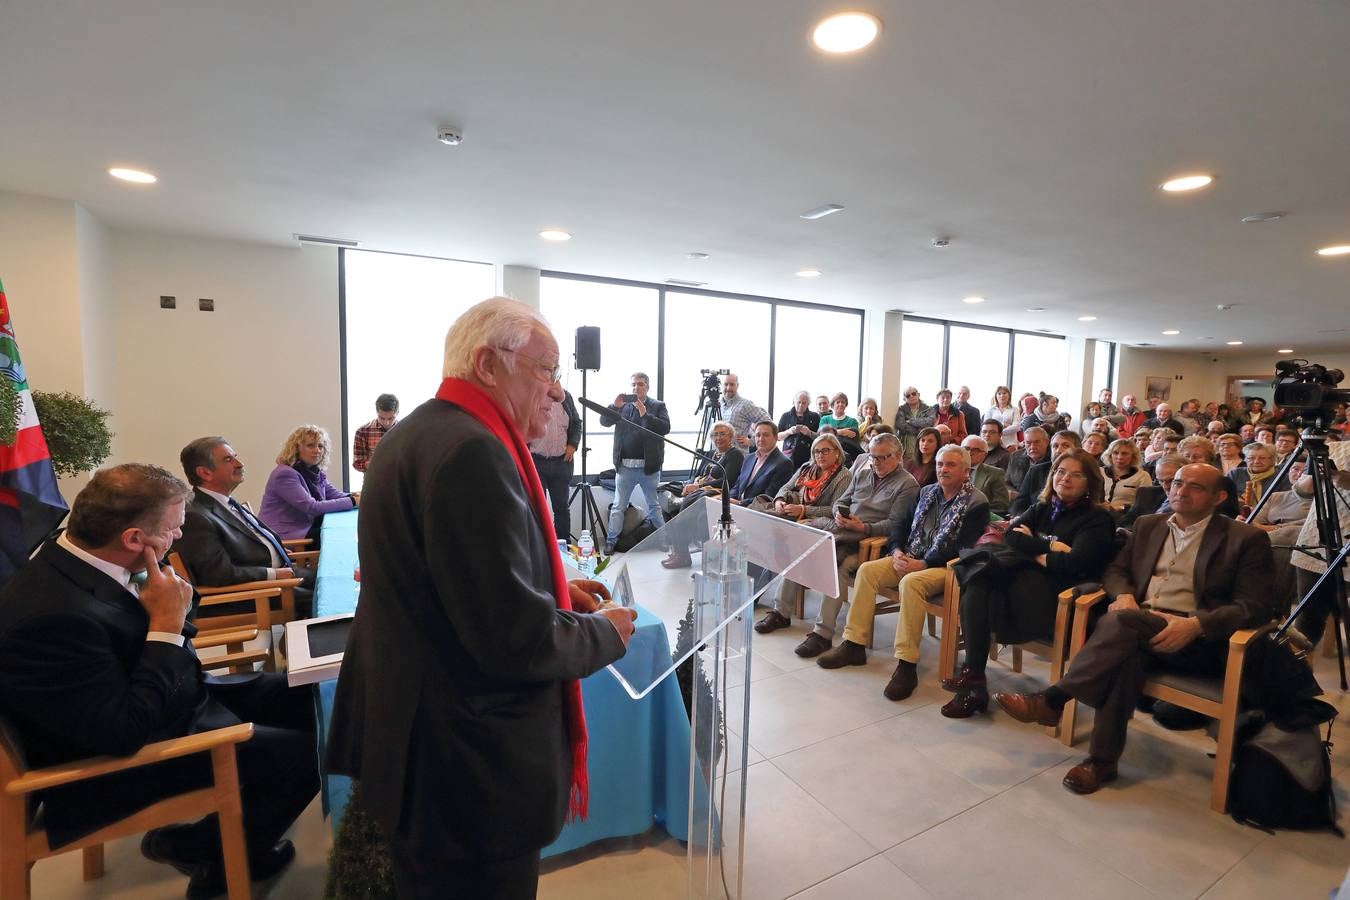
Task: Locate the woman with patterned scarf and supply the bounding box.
[767,433,851,519]
[1231,441,1289,515]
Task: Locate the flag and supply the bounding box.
[0,279,68,583]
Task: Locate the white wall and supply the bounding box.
[75,205,115,443]
[1115,345,1227,410]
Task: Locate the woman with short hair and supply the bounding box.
[1101,439,1152,511]
[769,434,851,520]
[893,386,935,462]
[260,425,358,542]
[932,389,969,443]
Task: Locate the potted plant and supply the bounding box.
[29,391,113,477]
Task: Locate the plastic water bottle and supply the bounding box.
[577,530,595,575]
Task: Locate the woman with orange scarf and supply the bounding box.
[769,433,851,520]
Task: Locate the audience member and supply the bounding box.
[1247,485,1313,608]
[1102,438,1153,512]
[777,390,822,468]
[905,427,940,487]
[1144,401,1185,436]
[765,434,851,522]
[1176,435,1240,517]
[1095,388,1120,421]
[1006,426,1050,495]
[984,386,1020,446]
[1231,442,1289,514]
[1241,397,1273,427]
[352,392,399,473]
[1081,431,1108,462]
[943,449,1115,717]
[1238,423,1256,444]
[1121,454,1184,527]
[997,464,1274,796]
[1216,433,1244,475]
[818,445,989,702]
[820,392,862,460]
[662,421,745,569]
[1021,393,1069,437]
[980,420,1012,470]
[815,394,830,416]
[729,421,794,503]
[857,397,885,433]
[1116,393,1147,438]
[0,465,318,895]
[1289,466,1350,648]
[1254,424,1276,446]
[1080,402,1105,436]
[759,434,920,655]
[932,389,969,442]
[1010,430,1081,518]
[528,387,582,539]
[1174,399,1202,436]
[1205,419,1227,440]
[1274,427,1299,463]
[893,386,935,461]
[961,435,1010,517]
[259,425,358,543]
[719,372,770,448]
[953,385,982,437]
[600,372,670,554]
[1130,426,1153,454]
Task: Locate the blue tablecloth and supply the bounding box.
[312,509,692,857]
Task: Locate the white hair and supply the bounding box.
[936,444,970,467]
[442,296,550,379]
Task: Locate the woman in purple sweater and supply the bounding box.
[259,425,358,543]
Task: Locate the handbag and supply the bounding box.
[976,519,1009,547]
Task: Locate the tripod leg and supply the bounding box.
[1333,606,1348,691]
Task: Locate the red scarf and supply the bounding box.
[435,377,589,821]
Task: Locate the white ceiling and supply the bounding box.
[2,1,1347,351]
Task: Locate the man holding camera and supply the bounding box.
[600,372,671,554]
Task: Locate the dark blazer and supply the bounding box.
[0,541,213,846]
[884,484,990,568]
[696,446,745,491]
[325,399,627,859]
[1005,501,1118,597]
[1006,449,1045,493]
[1144,416,1185,436]
[730,448,794,502]
[600,396,670,474]
[971,464,1011,518]
[176,487,289,586]
[954,402,982,438]
[1120,485,1166,527]
[984,444,1011,471]
[1009,459,1051,518]
[1102,513,1275,641]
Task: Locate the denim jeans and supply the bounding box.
[606,465,665,545]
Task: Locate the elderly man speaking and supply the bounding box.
[328,297,636,899]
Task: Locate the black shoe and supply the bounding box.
[186,840,296,899]
[941,687,990,718]
[883,660,918,701]
[817,640,868,669]
[1152,701,1210,732]
[755,610,792,634]
[794,632,832,658]
[940,665,987,693]
[141,826,209,877]
[603,543,616,556]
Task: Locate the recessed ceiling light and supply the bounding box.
[1077,315,1097,322]
[812,12,881,53]
[687,252,710,260]
[962,296,985,304]
[796,268,822,278]
[1317,244,1350,256]
[1241,212,1284,223]
[1278,348,1294,354]
[1160,174,1214,192]
[799,203,844,220]
[1226,340,1244,345]
[538,229,572,241]
[109,167,157,184]
[1025,307,1045,312]
[1162,330,1180,335]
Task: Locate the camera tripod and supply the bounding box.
[567,367,607,543]
[1247,427,1350,689]
[694,380,723,456]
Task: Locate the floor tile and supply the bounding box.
[790,853,934,899]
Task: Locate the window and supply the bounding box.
[1092,340,1115,395]
[1011,333,1070,406]
[772,305,864,417]
[539,277,660,480]
[342,249,495,489]
[946,326,1011,409]
[899,319,945,406]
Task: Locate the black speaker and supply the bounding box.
[575,326,601,371]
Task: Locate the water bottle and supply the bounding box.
[577,530,595,575]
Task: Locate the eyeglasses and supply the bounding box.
[493,347,561,383]
[869,452,897,462]
[1053,470,1087,481]
[812,447,837,456]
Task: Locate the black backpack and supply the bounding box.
[1228,700,1342,835]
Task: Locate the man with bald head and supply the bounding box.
[777,390,821,468]
[998,464,1274,796]
[720,372,771,449]
[1144,402,1185,437]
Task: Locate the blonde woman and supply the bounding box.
[1101,439,1153,511]
[260,425,358,541]
[984,386,1020,448]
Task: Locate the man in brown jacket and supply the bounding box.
[996,464,1274,794]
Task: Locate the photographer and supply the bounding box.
[600,372,670,555]
[778,390,821,468]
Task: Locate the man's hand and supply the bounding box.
[139,547,193,635]
[601,607,638,646]
[350,491,360,507]
[613,393,628,408]
[1149,613,1203,653]
[276,567,296,580]
[891,551,925,576]
[568,579,611,613]
[835,513,865,531]
[1108,593,1140,613]
[797,424,809,435]
[563,444,576,463]
[735,435,751,448]
[1048,540,1071,553]
[682,483,699,497]
[634,399,647,417]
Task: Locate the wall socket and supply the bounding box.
[159,295,176,309]
[198,298,215,312]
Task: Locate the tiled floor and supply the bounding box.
[29,602,1350,899]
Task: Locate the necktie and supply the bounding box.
[227,498,292,566]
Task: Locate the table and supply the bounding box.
[311,509,692,857]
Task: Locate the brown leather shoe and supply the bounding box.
[817,640,868,669]
[940,666,987,693]
[883,660,918,701]
[754,610,792,634]
[1062,758,1118,795]
[661,551,693,569]
[794,632,832,658]
[941,687,989,718]
[994,691,1062,727]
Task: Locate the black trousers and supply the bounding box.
[958,568,1058,675]
[532,454,574,540]
[389,838,541,900]
[1056,610,1227,762]
[1293,567,1346,644]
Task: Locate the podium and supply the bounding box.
[605,496,836,899]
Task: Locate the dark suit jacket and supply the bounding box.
[1102,513,1275,642]
[0,541,222,846]
[954,402,981,438]
[1120,485,1166,527]
[1009,460,1051,518]
[696,446,745,491]
[730,448,794,502]
[176,487,288,586]
[325,399,627,859]
[1006,449,1046,493]
[600,396,671,474]
[884,484,990,568]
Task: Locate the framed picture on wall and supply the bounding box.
[1144,376,1172,406]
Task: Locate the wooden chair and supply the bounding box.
[193,626,269,674]
[1059,586,1273,812]
[280,538,318,569]
[168,552,296,634]
[0,717,255,899]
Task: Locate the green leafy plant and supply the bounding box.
[0,377,20,447]
[29,391,112,477]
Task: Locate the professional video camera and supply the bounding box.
[1272,359,1350,427]
[695,368,730,414]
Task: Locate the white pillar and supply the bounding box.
[498,264,541,308]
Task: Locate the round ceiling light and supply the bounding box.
[1162,330,1180,335]
[539,229,572,241]
[1316,244,1350,256]
[962,296,985,304]
[108,167,157,184]
[1160,174,1214,192]
[796,268,822,278]
[1226,340,1244,345]
[1278,348,1294,354]
[812,12,881,53]
[1077,315,1097,322]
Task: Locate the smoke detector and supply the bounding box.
[437,127,463,146]
[931,236,952,249]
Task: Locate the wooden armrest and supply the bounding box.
[191,627,259,649]
[5,724,254,795]
[1230,622,1275,650]
[281,538,313,550]
[197,578,300,596]
[858,536,887,563]
[198,586,281,607]
[288,550,319,565]
[1074,588,1108,610]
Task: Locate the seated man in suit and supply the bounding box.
[997,464,1274,795]
[175,436,316,613]
[0,464,318,896]
[817,445,990,701]
[757,433,921,656]
[1005,426,1049,496]
[979,420,1012,471]
[729,420,795,504]
[962,435,1010,517]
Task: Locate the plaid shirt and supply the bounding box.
[352,418,393,472]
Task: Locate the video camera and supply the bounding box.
[695,368,730,414]
[1272,360,1350,426]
